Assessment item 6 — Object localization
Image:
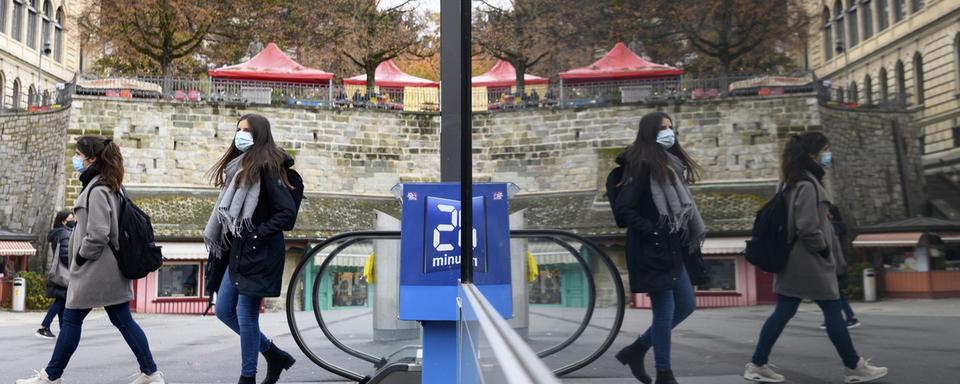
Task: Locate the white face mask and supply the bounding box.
[656,128,676,149]
[234,131,254,152]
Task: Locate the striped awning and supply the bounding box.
[852,233,924,248]
[315,243,373,267]
[0,241,36,256]
[157,242,208,260]
[702,237,750,255]
[530,241,578,265]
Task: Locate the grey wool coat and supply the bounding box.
[774,172,847,301]
[66,176,133,309]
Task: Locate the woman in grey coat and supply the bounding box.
[743,132,887,384]
[17,136,165,384]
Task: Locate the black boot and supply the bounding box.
[615,343,652,384]
[238,376,256,384]
[655,370,678,384]
[261,342,296,384]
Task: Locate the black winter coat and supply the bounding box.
[611,160,708,293]
[45,227,72,299]
[206,160,298,298]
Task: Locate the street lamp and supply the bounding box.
[36,41,52,107]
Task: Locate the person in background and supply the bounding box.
[820,205,861,330]
[36,211,75,340]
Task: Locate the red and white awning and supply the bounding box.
[0,241,36,256]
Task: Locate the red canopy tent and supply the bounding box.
[559,42,683,83]
[208,43,334,84]
[343,60,439,88]
[472,60,549,88]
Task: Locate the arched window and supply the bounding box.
[864,75,873,104]
[955,34,960,92]
[847,0,859,47]
[42,89,49,106]
[41,0,50,55]
[850,81,859,103]
[893,0,905,22]
[913,52,924,104]
[895,60,906,104]
[834,1,845,53]
[879,67,889,102]
[12,0,24,41]
[861,0,873,39]
[877,0,889,31]
[26,0,37,49]
[823,7,834,61]
[836,87,845,103]
[0,72,5,110]
[12,78,20,110]
[27,84,35,107]
[54,7,63,61]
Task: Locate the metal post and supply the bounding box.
[440,0,473,283]
[559,79,564,107]
[328,78,333,107]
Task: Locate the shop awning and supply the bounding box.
[701,237,750,255]
[208,43,334,83]
[0,241,35,256]
[852,233,924,248]
[343,60,439,88]
[530,241,578,265]
[558,42,683,83]
[157,242,208,260]
[472,60,549,88]
[316,243,373,268]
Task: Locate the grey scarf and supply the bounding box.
[650,153,706,252]
[203,154,261,258]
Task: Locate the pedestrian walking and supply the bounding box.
[743,132,887,383]
[820,205,861,330]
[35,211,75,340]
[610,112,710,384]
[17,136,165,384]
[204,114,298,384]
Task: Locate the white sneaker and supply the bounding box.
[128,371,166,384]
[15,370,61,384]
[743,363,785,383]
[844,358,888,383]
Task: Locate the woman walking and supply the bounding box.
[17,136,165,384]
[205,114,298,384]
[35,211,75,340]
[612,112,709,384]
[743,132,887,383]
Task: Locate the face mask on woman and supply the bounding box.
[65,221,77,229]
[656,129,676,149]
[234,131,254,152]
[72,156,87,173]
[819,151,833,168]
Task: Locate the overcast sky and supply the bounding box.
[380,0,512,12]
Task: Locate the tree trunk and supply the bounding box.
[365,64,377,99]
[719,59,731,96]
[161,60,174,98]
[514,61,526,105]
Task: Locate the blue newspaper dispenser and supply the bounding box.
[397,183,513,383]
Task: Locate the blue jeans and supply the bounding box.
[216,272,271,377]
[45,302,157,380]
[41,298,66,329]
[752,295,860,369]
[628,267,696,371]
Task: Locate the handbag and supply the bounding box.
[47,243,69,287]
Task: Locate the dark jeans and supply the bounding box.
[216,272,271,377]
[41,297,66,329]
[837,274,856,320]
[752,294,860,369]
[45,302,157,380]
[627,267,696,371]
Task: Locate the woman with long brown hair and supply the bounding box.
[18,136,165,384]
[204,114,298,384]
[612,112,709,384]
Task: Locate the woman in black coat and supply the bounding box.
[204,114,298,384]
[36,211,75,339]
[611,112,709,384]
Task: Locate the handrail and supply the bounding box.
[459,283,562,384]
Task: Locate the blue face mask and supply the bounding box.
[72,155,87,173]
[656,129,676,149]
[819,151,833,168]
[234,131,254,152]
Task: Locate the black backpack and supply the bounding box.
[744,180,819,273]
[286,168,305,224]
[605,166,627,228]
[86,183,163,280]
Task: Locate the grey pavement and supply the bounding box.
[0,299,957,383]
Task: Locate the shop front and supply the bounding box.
[131,242,210,314]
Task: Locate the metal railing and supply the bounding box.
[0,83,73,114]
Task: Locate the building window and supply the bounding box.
[850,82,859,103]
[0,0,7,35]
[12,0,23,41]
[837,87,845,103]
[40,0,50,55]
[834,1,845,53]
[955,35,960,93]
[953,127,960,149]
[864,75,873,104]
[879,67,888,101]
[896,60,906,104]
[12,78,20,109]
[893,0,905,22]
[913,53,924,105]
[847,0,859,47]
[26,0,36,49]
[27,84,35,107]
[697,258,738,292]
[877,0,889,30]
[42,90,49,105]
[823,8,834,61]
[157,264,200,298]
[911,0,923,13]
[861,0,873,39]
[54,7,62,62]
